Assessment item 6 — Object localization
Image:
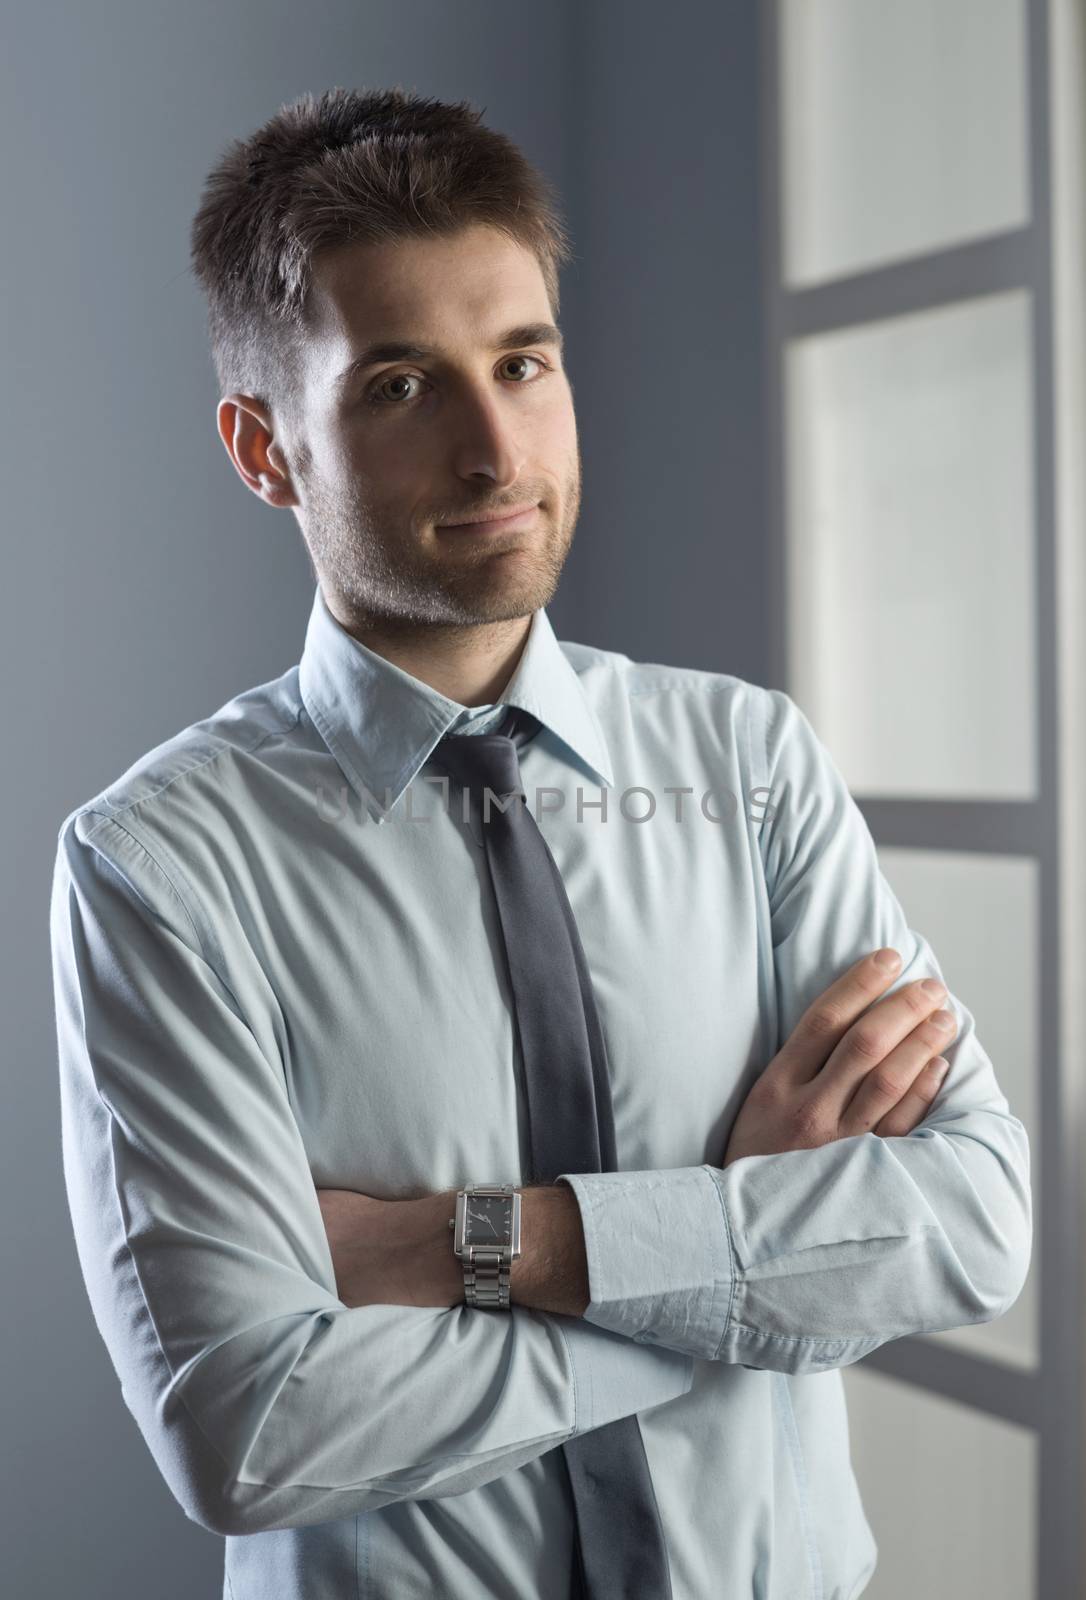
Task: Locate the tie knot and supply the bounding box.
[430,705,537,802]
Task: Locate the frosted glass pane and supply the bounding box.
[786,291,1037,799]
[877,846,1039,1370]
[780,0,1030,285]
[842,1365,1036,1598]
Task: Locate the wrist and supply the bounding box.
[510,1184,590,1317]
[411,1188,465,1308]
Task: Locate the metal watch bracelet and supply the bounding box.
[463,1247,512,1309]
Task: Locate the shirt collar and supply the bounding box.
[298,583,614,820]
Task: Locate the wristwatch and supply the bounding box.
[448,1183,522,1308]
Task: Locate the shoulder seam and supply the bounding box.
[77,811,236,985]
[115,700,303,819]
[78,812,203,948]
[86,700,304,825]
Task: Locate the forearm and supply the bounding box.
[556,1099,1031,1372]
[362,1054,1027,1377]
[325,1184,590,1318]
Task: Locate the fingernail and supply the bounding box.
[873,948,901,971]
[932,1057,950,1081]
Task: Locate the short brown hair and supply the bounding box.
[189,85,574,435]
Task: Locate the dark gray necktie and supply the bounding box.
[431,705,674,1600]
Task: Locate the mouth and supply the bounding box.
[438,503,541,533]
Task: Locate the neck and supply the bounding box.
[332,604,535,708]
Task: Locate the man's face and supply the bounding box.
[283,223,582,633]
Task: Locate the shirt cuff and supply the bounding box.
[556,1165,736,1360]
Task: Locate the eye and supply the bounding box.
[366,353,551,408]
[368,372,427,407]
[497,353,548,383]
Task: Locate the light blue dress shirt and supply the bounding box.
[49,581,1032,1600]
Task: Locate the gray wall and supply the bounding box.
[1,3,765,1593]
[557,0,768,679]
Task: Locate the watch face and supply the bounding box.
[464,1192,514,1245]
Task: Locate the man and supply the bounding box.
[50,87,1031,1599]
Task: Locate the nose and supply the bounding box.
[449,384,526,487]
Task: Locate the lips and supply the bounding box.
[439,503,540,530]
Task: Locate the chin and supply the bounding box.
[448,575,555,624]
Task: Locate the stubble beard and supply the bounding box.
[297,454,582,635]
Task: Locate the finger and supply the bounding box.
[773,948,906,1085]
[836,1003,956,1135]
[816,981,955,1103]
[871,1055,952,1137]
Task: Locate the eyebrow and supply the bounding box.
[333,321,565,392]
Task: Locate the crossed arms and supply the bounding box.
[49,689,1031,1536]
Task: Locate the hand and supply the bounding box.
[316,1186,463,1309]
[722,949,956,1166]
